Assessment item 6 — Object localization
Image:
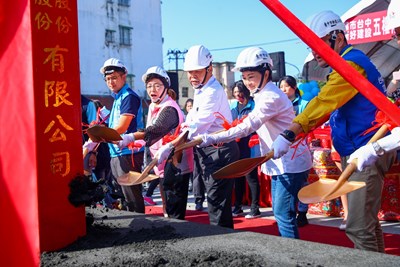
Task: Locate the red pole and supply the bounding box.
[259,0,400,126]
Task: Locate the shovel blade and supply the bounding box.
[298,178,366,204]
[116,131,190,186]
[213,157,264,179]
[132,173,160,185]
[117,171,159,186]
[213,151,274,179]
[86,125,122,142]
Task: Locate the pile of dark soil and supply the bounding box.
[41,208,265,266]
[40,207,400,267]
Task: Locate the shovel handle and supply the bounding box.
[174,138,202,152]
[173,129,225,153]
[322,124,389,199]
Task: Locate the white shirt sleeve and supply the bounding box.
[377,127,400,153]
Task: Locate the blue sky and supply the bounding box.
[161,0,361,77]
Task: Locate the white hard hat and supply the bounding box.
[183,45,213,71]
[100,58,127,75]
[307,10,346,38]
[386,0,400,30]
[141,66,171,86]
[231,47,273,72]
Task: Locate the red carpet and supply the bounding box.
[145,206,400,256]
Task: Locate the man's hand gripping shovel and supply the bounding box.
[117,130,203,186]
[83,125,122,158]
[298,125,389,204]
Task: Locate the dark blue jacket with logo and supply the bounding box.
[329,45,386,156]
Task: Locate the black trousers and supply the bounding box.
[196,140,240,229]
[192,147,205,204]
[110,153,145,213]
[145,178,160,197]
[162,173,191,220]
[233,167,260,210]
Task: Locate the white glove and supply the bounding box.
[155,143,174,164]
[117,133,135,149]
[271,135,291,159]
[83,139,98,152]
[198,133,219,148]
[180,122,190,131]
[347,143,378,172]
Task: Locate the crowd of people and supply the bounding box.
[81,3,400,254]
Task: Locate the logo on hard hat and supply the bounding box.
[256,52,269,59]
[324,19,342,28]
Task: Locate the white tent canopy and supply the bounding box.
[302,0,400,83]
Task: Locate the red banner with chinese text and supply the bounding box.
[31,0,85,252]
[345,10,392,45]
[0,1,85,265]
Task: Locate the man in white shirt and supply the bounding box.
[198,47,312,238]
[158,45,240,228]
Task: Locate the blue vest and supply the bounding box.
[230,99,256,158]
[230,98,255,120]
[329,45,386,156]
[108,84,142,157]
[292,94,309,116]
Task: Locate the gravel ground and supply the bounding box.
[40,207,400,267]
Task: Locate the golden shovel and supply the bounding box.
[83,125,122,158]
[213,151,274,179]
[298,124,389,204]
[86,125,122,143]
[117,132,203,186]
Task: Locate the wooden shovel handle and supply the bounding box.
[174,138,202,152]
[136,131,190,183]
[322,124,389,199]
[173,129,225,153]
[125,130,221,185]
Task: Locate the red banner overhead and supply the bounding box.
[345,10,393,44]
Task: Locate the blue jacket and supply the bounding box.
[329,45,386,156]
[292,94,309,116]
[108,84,142,157]
[230,99,256,159]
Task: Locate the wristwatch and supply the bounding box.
[371,141,385,156]
[280,130,296,143]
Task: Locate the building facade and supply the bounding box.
[172,61,236,109]
[77,0,163,99]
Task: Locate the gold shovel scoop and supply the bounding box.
[117,132,203,186]
[86,125,122,143]
[213,151,274,179]
[83,125,123,158]
[298,124,389,204]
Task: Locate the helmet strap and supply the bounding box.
[153,87,168,104]
[329,31,338,49]
[193,66,209,89]
[250,69,267,95]
[257,70,266,91]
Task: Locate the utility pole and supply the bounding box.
[166,49,188,103]
[167,49,188,72]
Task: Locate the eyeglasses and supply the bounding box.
[146,83,164,90]
[104,75,121,83]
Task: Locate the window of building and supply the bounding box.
[118,0,130,6]
[119,26,132,46]
[106,0,113,3]
[182,87,189,98]
[105,29,115,44]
